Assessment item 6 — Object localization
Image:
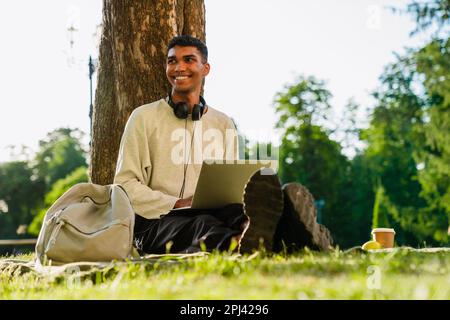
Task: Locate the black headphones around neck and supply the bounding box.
[167,93,207,121]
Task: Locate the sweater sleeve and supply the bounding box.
[114,110,179,219]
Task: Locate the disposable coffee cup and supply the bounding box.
[372,228,395,248]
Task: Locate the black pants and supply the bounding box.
[133,201,311,254]
[133,203,247,254]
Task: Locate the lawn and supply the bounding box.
[1,247,449,299]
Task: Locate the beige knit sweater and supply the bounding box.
[113,99,238,220]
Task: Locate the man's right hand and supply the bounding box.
[173,196,193,209]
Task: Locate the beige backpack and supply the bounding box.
[35,183,136,266]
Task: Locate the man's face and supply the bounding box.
[166,45,210,94]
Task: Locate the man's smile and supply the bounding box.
[173,75,191,82]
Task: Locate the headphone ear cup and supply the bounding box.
[192,104,202,121]
[174,102,189,119]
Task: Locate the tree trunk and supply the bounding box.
[90,0,206,184]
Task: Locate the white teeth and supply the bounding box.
[175,76,188,80]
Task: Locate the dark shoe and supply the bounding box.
[275,183,333,251]
[239,170,284,253]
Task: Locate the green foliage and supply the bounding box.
[372,184,390,229]
[363,55,425,196]
[361,54,437,245]
[274,75,332,129]
[344,155,375,245]
[273,75,337,185]
[28,166,89,236]
[32,128,87,190]
[0,128,88,243]
[400,0,450,37]
[272,25,449,247]
[279,124,349,206]
[0,162,45,239]
[268,1,449,248]
[354,0,448,246]
[414,38,450,240]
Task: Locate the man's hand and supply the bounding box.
[173,196,193,209]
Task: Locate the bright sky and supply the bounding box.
[0,0,428,163]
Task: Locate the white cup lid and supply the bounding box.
[372,228,395,234]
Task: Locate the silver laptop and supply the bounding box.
[173,160,278,210]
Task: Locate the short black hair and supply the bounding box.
[167,35,208,62]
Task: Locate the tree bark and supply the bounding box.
[90,0,206,184]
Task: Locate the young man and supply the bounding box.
[114,35,333,254]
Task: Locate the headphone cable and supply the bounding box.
[179,118,196,199]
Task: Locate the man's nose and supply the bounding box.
[175,61,187,71]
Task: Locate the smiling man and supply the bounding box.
[114,35,251,254]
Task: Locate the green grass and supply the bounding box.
[1,248,449,299]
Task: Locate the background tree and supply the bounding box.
[0,161,45,240]
[0,127,87,246]
[273,76,355,247]
[90,0,206,185]
[358,0,450,245]
[33,127,87,190]
[397,0,450,36]
[366,0,449,247]
[345,154,377,246]
[414,37,450,243]
[360,53,429,245]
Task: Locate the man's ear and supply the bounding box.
[202,62,210,77]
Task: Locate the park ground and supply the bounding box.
[0,247,449,299]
